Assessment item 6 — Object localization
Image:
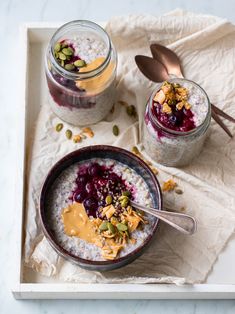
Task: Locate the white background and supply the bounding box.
[1,0,235,313]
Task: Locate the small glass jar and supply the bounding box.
[45,20,117,126]
[143,79,211,167]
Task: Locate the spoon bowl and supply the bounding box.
[150,43,184,78]
[135,55,169,82]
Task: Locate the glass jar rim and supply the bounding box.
[49,20,112,80]
[148,78,211,137]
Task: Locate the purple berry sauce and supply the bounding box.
[71,162,133,218]
[46,39,97,110]
[152,101,195,132]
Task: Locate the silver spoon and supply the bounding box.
[131,200,197,235]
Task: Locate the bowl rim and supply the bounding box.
[39,145,163,267]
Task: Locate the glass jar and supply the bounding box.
[45,20,117,126]
[143,78,211,167]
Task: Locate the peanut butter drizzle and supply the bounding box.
[61,202,102,246]
[76,57,114,93]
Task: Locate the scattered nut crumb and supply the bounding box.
[73,134,82,143]
[153,90,166,104]
[65,129,72,140]
[162,103,172,114]
[176,102,184,110]
[184,102,191,110]
[80,133,87,139]
[132,146,140,155]
[112,125,119,136]
[162,179,177,192]
[126,105,137,117]
[175,188,183,195]
[82,127,94,138]
[150,166,158,175]
[55,123,63,132]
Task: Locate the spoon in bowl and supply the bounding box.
[130,200,197,235]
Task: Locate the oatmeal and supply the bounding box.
[46,159,155,261]
[143,79,211,167]
[45,20,117,126]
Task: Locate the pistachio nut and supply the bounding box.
[105,195,113,205]
[112,125,119,136]
[99,221,108,231]
[107,222,116,234]
[116,223,128,232]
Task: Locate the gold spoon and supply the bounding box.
[131,200,197,235]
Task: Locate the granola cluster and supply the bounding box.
[91,193,148,260]
[154,81,191,115]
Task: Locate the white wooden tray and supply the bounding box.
[13,22,235,299]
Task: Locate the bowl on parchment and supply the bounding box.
[39,145,162,271]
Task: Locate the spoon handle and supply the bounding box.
[131,201,197,235]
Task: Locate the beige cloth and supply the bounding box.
[24,10,235,284]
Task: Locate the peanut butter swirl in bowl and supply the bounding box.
[40,145,162,271]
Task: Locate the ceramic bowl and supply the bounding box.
[39,145,162,271]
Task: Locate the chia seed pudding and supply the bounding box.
[46,158,155,261]
[45,20,117,126]
[143,79,211,167]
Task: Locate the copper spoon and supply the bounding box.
[135,55,169,82]
[131,200,197,235]
[150,43,234,137]
[150,43,184,78]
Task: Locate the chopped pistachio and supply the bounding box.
[74,59,86,67]
[65,129,72,140]
[65,63,75,71]
[107,222,116,234]
[99,221,109,231]
[54,42,61,52]
[116,223,128,232]
[62,47,73,56]
[55,123,63,132]
[122,190,131,197]
[58,52,66,60]
[112,125,119,136]
[105,195,113,205]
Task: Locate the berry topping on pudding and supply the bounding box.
[72,162,132,217]
[152,81,196,132]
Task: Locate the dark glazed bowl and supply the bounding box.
[39,145,162,271]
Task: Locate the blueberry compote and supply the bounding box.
[71,162,132,217]
[152,101,195,133]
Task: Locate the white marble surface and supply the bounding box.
[1,0,235,312]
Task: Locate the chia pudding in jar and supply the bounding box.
[45,20,117,126]
[143,79,211,167]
